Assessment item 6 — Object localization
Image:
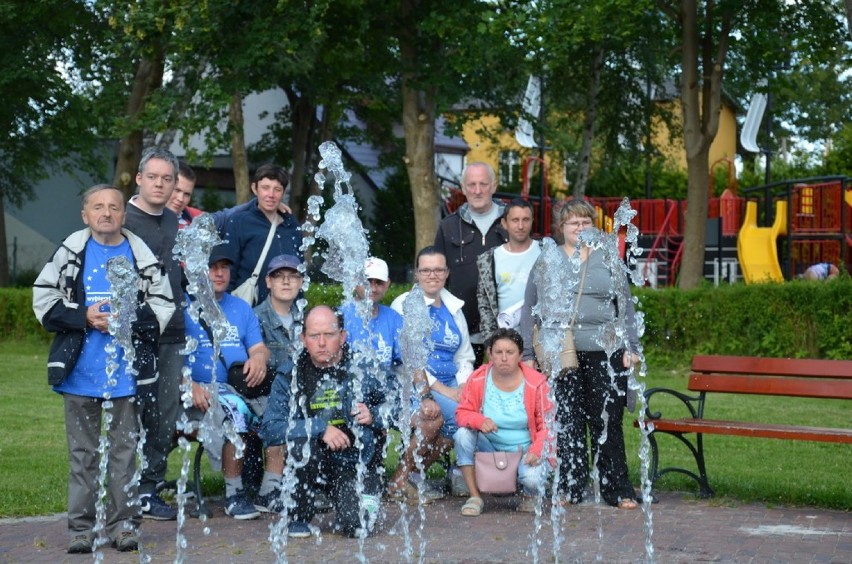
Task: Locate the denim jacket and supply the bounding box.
[253,298,300,376]
[260,345,385,464]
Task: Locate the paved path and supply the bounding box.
[1,492,849,563]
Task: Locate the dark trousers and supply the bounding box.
[291,441,382,534]
[554,349,634,506]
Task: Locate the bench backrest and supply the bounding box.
[688,355,852,400]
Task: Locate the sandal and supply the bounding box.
[461,496,484,517]
[617,498,638,510]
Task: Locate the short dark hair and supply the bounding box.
[502,197,534,220]
[415,245,446,269]
[252,163,289,189]
[178,161,196,182]
[486,327,524,353]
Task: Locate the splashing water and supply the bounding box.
[172,214,246,563]
[90,257,140,559]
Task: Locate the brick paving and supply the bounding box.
[1,492,849,563]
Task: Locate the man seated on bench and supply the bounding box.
[184,245,277,520]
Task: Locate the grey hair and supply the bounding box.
[81,184,125,210]
[138,146,179,177]
[461,161,496,186]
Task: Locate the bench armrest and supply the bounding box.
[643,386,703,421]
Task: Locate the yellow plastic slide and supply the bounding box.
[737,200,788,283]
[846,189,852,208]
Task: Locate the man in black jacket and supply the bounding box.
[124,146,184,520]
[434,162,507,366]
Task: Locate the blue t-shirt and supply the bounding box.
[482,371,531,452]
[427,302,461,387]
[184,293,265,384]
[55,238,135,399]
[341,302,403,371]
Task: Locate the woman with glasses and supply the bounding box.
[519,199,641,510]
[387,246,475,502]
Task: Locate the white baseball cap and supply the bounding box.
[364,257,389,282]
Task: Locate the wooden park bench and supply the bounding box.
[635,355,852,498]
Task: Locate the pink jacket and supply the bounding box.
[455,363,554,458]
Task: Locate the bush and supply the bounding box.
[10,278,850,360]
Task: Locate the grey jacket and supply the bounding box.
[33,228,175,385]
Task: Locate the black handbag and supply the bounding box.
[227,361,274,399]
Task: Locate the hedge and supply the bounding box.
[7,277,850,359]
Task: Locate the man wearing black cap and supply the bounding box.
[183,245,276,520]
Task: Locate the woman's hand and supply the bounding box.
[523,451,541,466]
[480,417,498,434]
[622,351,640,369]
[191,382,212,412]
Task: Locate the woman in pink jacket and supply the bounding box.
[454,328,553,516]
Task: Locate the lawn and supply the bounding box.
[1,340,849,517]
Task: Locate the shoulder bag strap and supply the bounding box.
[250,220,278,281]
[568,256,589,330]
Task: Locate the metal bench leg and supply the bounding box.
[694,434,715,498]
[190,443,212,519]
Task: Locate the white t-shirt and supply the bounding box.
[494,243,541,325]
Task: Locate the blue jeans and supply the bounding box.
[453,427,548,495]
[432,389,459,439]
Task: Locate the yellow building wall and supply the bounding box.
[457,99,737,195]
[655,101,738,170]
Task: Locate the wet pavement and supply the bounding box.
[1,491,849,563]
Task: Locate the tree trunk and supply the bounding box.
[573,45,605,198]
[846,0,852,40]
[112,50,165,198]
[0,192,8,287]
[398,0,439,258]
[676,0,730,289]
[287,89,319,221]
[229,93,251,204]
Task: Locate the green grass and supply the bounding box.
[1,338,849,517]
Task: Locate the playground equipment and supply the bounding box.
[737,200,788,283]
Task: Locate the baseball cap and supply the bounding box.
[267,254,302,277]
[364,257,389,282]
[208,245,233,266]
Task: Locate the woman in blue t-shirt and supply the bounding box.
[387,246,475,502]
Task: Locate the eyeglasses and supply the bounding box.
[417,268,448,277]
[271,272,303,282]
[562,219,593,229]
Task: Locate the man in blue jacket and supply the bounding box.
[261,306,385,539]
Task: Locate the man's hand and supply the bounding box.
[322,425,352,451]
[242,356,267,387]
[622,351,640,369]
[523,451,541,466]
[192,382,212,412]
[351,402,373,426]
[480,417,498,434]
[86,300,110,333]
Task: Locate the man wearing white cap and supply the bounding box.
[341,257,403,378]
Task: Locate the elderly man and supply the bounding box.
[124,146,186,520]
[261,306,385,539]
[33,184,174,553]
[184,245,274,520]
[434,162,507,366]
[476,198,543,340]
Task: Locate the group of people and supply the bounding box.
[33,153,642,554]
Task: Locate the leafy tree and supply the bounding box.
[0,1,106,285]
[659,0,847,289]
